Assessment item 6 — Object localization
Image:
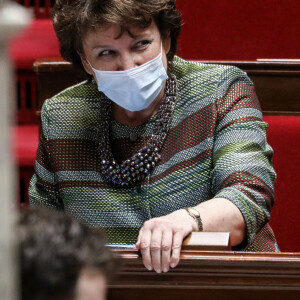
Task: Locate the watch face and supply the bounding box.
[188,207,200,218]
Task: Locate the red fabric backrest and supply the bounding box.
[175,1,300,251]
[176,0,300,60]
[264,116,300,252]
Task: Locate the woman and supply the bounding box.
[30,0,278,273]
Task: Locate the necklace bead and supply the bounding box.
[98,75,177,187]
[129,132,138,141]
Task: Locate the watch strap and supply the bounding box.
[185,207,203,232]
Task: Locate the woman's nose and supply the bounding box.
[118,54,138,71]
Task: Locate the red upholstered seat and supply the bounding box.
[9,19,60,70]
[13,125,39,206]
[265,116,300,252]
[13,125,39,167]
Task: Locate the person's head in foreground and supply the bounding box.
[19,207,117,300]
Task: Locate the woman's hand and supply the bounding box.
[135,209,198,273]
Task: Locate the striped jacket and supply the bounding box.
[30,57,277,251]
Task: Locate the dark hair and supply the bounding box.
[52,0,181,75]
[19,207,117,300]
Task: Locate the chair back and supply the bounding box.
[14,0,54,18]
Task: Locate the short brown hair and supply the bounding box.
[19,207,118,300]
[52,0,182,74]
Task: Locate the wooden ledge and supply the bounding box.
[108,250,300,300]
[115,248,300,262]
[33,57,80,73]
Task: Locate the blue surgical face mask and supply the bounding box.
[88,43,168,112]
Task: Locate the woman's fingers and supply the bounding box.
[135,227,143,248]
[161,230,173,272]
[140,227,173,273]
[139,227,153,271]
[150,229,163,273]
[138,210,194,272]
[170,230,183,268]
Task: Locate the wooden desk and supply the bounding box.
[108,250,300,300]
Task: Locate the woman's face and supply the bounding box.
[81,21,170,75]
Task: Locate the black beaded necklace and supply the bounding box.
[98,74,177,188]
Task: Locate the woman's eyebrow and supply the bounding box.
[124,27,153,40]
[132,32,152,40]
[92,44,112,50]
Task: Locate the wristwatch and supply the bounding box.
[185,207,203,232]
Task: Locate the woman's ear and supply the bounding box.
[80,55,94,76]
[162,32,171,55]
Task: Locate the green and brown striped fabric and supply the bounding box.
[29,56,278,251]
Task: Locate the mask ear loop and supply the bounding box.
[86,59,97,72]
[84,59,99,85]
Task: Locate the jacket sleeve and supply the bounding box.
[211,66,276,249]
[29,100,63,210]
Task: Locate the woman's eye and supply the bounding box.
[136,40,152,49]
[98,50,114,57]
